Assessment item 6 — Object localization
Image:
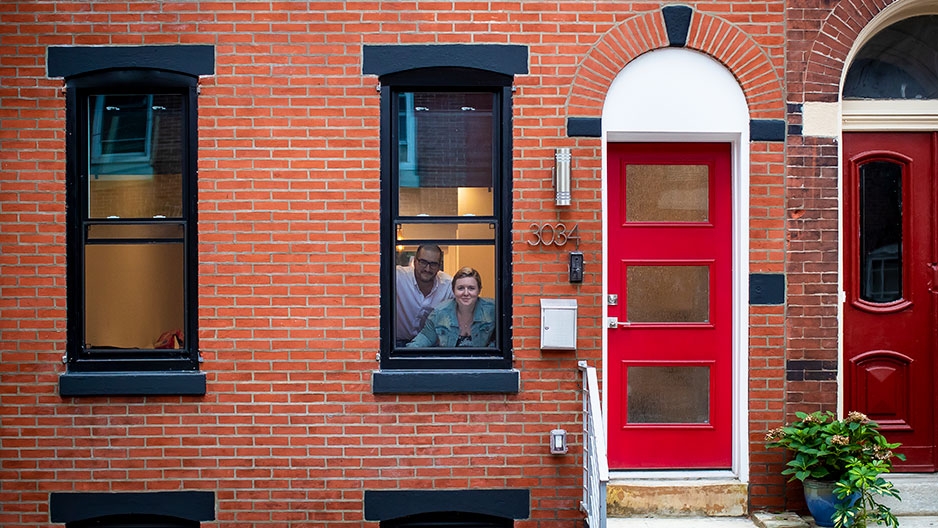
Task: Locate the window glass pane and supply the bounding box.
[397,92,495,217]
[88,93,184,219]
[860,161,902,303]
[397,222,495,241]
[394,243,496,347]
[84,242,184,349]
[627,366,710,423]
[399,186,494,217]
[627,265,709,322]
[844,15,938,99]
[87,223,184,240]
[626,164,709,222]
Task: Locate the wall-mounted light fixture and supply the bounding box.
[554,147,571,206]
[549,428,568,455]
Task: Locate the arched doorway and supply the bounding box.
[602,48,750,473]
[843,13,938,472]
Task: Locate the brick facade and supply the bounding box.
[1,0,911,525]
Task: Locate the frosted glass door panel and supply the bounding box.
[627,366,710,424]
[626,164,709,222]
[627,265,709,323]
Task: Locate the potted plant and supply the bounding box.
[765,411,904,528]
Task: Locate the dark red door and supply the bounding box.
[844,132,938,471]
[606,142,733,469]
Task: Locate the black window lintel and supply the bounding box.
[363,44,528,77]
[48,45,214,79]
[364,489,530,521]
[50,491,215,523]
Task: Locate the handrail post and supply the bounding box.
[578,361,608,528]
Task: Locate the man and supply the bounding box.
[396,244,453,346]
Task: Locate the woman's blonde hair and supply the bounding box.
[451,267,482,291]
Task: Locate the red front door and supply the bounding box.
[606,142,733,469]
[843,132,938,471]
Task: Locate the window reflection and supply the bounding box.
[397,92,495,216]
[860,161,903,303]
[82,92,189,353]
[88,93,184,219]
[844,15,938,100]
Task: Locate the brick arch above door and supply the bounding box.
[565,6,785,120]
[797,0,938,104]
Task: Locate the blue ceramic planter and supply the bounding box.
[803,479,858,527]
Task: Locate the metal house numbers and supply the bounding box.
[527,223,580,249]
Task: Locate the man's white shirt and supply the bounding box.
[395,265,453,343]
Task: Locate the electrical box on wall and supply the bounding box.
[540,298,577,350]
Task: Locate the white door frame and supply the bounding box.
[601,48,751,481]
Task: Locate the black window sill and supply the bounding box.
[372,369,519,394]
[59,371,206,397]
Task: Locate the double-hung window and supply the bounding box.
[51,46,213,396]
[365,46,528,393]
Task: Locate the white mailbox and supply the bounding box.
[540,298,577,350]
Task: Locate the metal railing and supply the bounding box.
[579,360,609,528]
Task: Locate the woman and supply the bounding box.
[406,267,495,347]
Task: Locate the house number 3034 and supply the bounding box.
[527,223,580,249]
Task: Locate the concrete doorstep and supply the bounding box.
[752,511,938,528]
[605,473,938,527]
[608,513,938,528]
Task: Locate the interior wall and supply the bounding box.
[85,244,184,348]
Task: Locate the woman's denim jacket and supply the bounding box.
[405,298,496,348]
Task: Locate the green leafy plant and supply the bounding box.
[832,456,901,528]
[766,411,904,528]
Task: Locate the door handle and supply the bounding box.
[929,263,938,293]
[606,317,630,328]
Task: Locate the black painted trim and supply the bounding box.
[750,119,786,141]
[362,45,528,77]
[364,489,530,521]
[788,124,803,136]
[567,117,602,137]
[50,491,215,523]
[377,73,513,371]
[749,273,785,305]
[372,370,519,394]
[48,45,214,79]
[663,5,693,47]
[59,372,206,396]
[786,359,838,382]
[64,69,202,375]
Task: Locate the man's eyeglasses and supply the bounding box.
[416,258,441,270]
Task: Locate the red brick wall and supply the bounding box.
[781,0,900,512]
[1,1,787,526]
